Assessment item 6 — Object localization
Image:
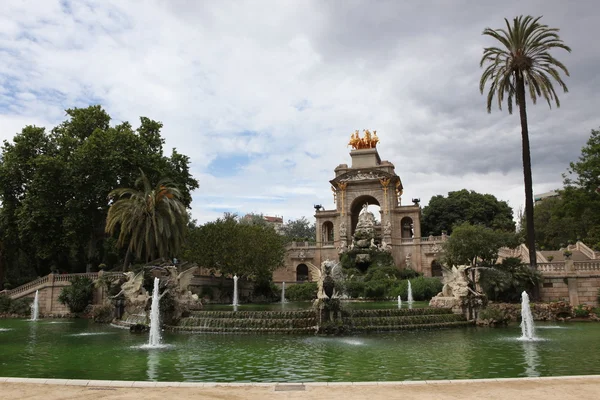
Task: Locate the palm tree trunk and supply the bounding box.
[516,74,537,271]
[123,247,132,271]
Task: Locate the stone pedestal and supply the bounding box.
[350,148,381,168]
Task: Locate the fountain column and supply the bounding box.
[520,291,536,341]
[30,290,40,321]
[147,277,162,347]
[232,275,239,307]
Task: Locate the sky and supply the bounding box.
[1,0,599,225]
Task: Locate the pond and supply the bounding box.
[1,318,600,382]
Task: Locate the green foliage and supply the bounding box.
[182,214,287,279]
[478,257,542,302]
[399,268,420,280]
[442,222,519,268]
[525,128,600,250]
[574,305,590,318]
[0,106,198,277]
[389,277,443,301]
[106,170,188,263]
[363,281,388,299]
[92,304,114,323]
[339,249,394,271]
[421,189,515,236]
[285,282,318,301]
[0,294,33,315]
[58,276,93,313]
[345,280,366,298]
[281,217,316,242]
[252,278,280,301]
[477,307,511,325]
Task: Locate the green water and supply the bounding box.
[1,319,600,382]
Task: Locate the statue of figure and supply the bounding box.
[370,238,377,249]
[440,266,470,298]
[372,130,379,147]
[383,221,392,236]
[405,252,412,269]
[339,222,347,237]
[360,202,369,214]
[363,129,372,148]
[410,223,414,238]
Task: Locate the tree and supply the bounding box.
[480,15,571,270]
[106,171,187,266]
[442,222,519,268]
[523,127,600,250]
[0,106,198,283]
[281,217,316,241]
[183,214,287,279]
[421,189,515,236]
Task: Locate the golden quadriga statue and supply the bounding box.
[348,129,379,150]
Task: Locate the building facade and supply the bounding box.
[273,131,446,283]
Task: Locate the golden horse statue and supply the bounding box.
[348,129,379,150]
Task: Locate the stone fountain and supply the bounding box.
[429,265,487,319]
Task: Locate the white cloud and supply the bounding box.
[1,0,598,226]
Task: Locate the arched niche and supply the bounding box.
[350,195,380,235]
[296,264,309,281]
[431,260,443,277]
[322,221,334,244]
[400,216,414,238]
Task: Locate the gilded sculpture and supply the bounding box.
[348,129,379,150]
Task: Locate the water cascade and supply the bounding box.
[30,290,39,321]
[147,277,162,347]
[281,282,288,304]
[397,295,402,308]
[520,291,536,341]
[232,275,239,307]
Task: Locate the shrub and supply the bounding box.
[0,295,33,315]
[92,304,114,323]
[363,281,388,299]
[345,281,365,298]
[574,304,590,318]
[389,277,443,301]
[0,294,10,313]
[58,276,93,313]
[364,266,401,282]
[479,257,542,302]
[399,268,420,280]
[9,298,33,315]
[285,282,318,301]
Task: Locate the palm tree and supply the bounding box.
[480,15,571,269]
[106,171,187,268]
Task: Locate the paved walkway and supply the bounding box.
[2,376,600,400]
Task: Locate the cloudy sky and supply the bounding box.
[1,0,599,225]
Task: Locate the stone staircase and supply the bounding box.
[346,307,472,332]
[171,310,318,334]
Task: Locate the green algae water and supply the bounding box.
[1,318,600,382]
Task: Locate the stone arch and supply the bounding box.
[296,264,309,281]
[431,259,443,277]
[322,221,334,243]
[400,216,414,238]
[350,195,380,235]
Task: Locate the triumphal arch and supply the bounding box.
[273,130,445,283]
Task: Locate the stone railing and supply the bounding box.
[537,263,566,273]
[574,261,600,271]
[4,275,50,297]
[537,261,600,274]
[4,271,123,299]
[322,241,334,247]
[289,241,315,248]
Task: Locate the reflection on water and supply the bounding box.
[522,341,540,377]
[147,350,160,381]
[1,319,600,382]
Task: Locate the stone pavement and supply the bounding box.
[1,375,600,400]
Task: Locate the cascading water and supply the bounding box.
[232,275,239,307]
[30,290,39,321]
[281,282,288,304]
[397,295,402,308]
[520,291,537,341]
[147,277,162,347]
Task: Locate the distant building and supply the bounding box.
[243,214,285,234]
[534,190,559,205]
